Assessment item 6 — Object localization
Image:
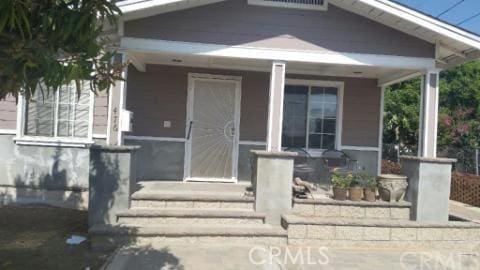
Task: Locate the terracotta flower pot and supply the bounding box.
[333,187,348,201]
[349,187,363,201]
[364,188,377,202]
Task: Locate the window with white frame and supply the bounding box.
[282,82,341,151]
[22,82,93,140]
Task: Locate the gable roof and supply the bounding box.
[116,0,480,68]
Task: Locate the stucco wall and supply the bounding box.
[0,135,90,191]
[124,0,434,58]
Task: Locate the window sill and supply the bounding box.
[14,136,94,148]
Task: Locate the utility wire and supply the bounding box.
[436,0,466,18]
[458,11,480,25]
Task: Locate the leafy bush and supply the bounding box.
[331,169,353,188]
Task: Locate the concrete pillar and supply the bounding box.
[401,156,456,222]
[106,53,128,146]
[251,150,296,226]
[418,70,440,158]
[88,145,140,226]
[266,61,286,152]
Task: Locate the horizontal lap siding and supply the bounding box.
[124,1,434,58]
[127,65,380,147]
[126,65,269,141]
[0,95,17,130]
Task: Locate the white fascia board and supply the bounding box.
[120,37,436,70]
[378,71,423,87]
[349,0,480,50]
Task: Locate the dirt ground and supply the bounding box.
[0,205,111,270]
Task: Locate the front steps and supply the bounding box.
[116,208,265,226]
[90,181,286,249]
[282,214,480,251]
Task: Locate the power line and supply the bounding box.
[458,11,480,25]
[436,0,466,18]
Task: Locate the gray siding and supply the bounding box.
[126,64,269,141]
[0,95,17,130]
[127,64,380,147]
[125,0,434,58]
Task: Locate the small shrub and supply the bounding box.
[331,169,353,188]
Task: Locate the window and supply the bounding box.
[17,82,94,146]
[282,81,342,151]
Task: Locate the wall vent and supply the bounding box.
[248,0,328,11]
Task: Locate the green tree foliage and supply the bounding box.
[384,60,480,153]
[0,0,122,100]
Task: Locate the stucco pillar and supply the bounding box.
[106,53,128,146]
[251,150,296,226]
[418,70,440,158]
[266,61,286,152]
[400,156,456,222]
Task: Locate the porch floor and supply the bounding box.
[133,181,251,196]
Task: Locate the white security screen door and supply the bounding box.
[185,74,241,182]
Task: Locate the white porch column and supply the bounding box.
[106,53,128,146]
[418,70,440,158]
[266,61,286,152]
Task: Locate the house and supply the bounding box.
[1,0,480,249]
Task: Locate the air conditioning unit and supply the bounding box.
[248,0,328,11]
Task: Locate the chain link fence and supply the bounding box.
[382,144,480,175]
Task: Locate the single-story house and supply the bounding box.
[1,0,480,248]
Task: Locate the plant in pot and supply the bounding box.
[361,173,377,202]
[331,169,353,201]
[349,176,364,201]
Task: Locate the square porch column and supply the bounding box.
[418,70,440,158]
[106,53,128,146]
[401,69,456,222]
[251,61,296,226]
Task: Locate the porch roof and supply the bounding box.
[116,0,480,69]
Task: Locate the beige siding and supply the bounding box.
[125,1,434,58]
[126,64,380,147]
[93,91,109,135]
[0,95,17,130]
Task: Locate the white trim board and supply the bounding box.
[120,38,436,70]
[124,135,186,142]
[340,146,380,152]
[0,129,16,135]
[239,141,267,146]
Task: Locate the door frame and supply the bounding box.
[184,73,242,183]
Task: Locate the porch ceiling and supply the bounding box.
[128,51,419,86]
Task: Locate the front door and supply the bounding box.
[185,74,241,182]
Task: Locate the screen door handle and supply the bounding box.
[187,121,194,140]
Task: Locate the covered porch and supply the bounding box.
[108,46,440,186]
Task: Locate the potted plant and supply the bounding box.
[331,169,353,201]
[349,176,364,201]
[361,173,377,202]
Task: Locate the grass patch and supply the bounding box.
[0,205,111,270]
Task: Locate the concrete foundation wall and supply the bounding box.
[125,139,184,181]
[0,135,90,190]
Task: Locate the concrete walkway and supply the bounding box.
[104,244,480,270]
[450,200,480,223]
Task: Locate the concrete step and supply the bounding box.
[89,224,287,250]
[116,208,265,226]
[130,192,255,210]
[282,214,480,251]
[292,197,411,220]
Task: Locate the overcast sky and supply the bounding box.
[394,0,480,34]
